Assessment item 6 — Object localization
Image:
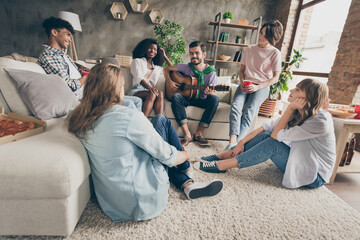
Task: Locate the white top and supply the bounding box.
[240,45,281,84]
[131,57,163,88]
[64,55,83,100]
[262,110,336,188]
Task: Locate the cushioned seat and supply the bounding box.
[0,57,92,236]
[0,118,90,199]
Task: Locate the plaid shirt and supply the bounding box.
[37,44,81,92]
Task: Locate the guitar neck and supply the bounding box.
[183,85,229,92]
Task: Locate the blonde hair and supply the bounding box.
[67,63,124,139]
[288,78,329,128]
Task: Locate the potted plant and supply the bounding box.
[155,16,160,23]
[236,34,242,43]
[116,12,122,19]
[223,11,233,23]
[154,20,186,66]
[136,0,142,11]
[259,48,307,117]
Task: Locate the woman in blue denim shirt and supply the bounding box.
[200,79,336,189]
[67,63,223,222]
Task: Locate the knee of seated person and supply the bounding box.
[158,91,164,99]
[148,91,157,101]
[152,114,168,125]
[208,95,219,105]
[171,93,182,102]
[259,132,271,138]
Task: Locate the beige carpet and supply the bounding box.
[3,141,360,240]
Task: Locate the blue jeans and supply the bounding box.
[229,86,269,141]
[151,115,192,190]
[171,93,219,128]
[123,96,142,112]
[235,132,325,189]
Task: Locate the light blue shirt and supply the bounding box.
[262,110,336,188]
[81,105,178,222]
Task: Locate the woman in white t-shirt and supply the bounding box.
[128,38,172,117]
[200,79,336,189]
[226,20,284,150]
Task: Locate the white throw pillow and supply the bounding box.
[4,68,79,120]
[0,57,46,115]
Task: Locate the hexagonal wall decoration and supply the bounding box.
[129,0,148,13]
[110,2,128,20]
[149,8,164,24]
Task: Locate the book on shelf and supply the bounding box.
[217,68,228,76]
[219,32,229,42]
[233,51,242,62]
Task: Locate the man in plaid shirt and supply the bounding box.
[38,17,87,100]
[37,16,142,110]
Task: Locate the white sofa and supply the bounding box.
[0,57,91,236]
[0,56,255,237]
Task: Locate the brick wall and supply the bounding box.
[328,0,360,104]
[274,0,301,61]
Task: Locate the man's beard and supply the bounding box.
[191,58,202,65]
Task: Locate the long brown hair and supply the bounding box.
[67,63,124,139]
[288,78,329,128]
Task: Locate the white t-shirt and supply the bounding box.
[64,55,83,99]
[240,45,281,84]
[130,57,163,88]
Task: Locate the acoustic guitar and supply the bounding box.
[165,71,230,101]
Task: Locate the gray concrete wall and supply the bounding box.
[0,0,278,75]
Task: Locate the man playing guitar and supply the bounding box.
[164,41,219,147]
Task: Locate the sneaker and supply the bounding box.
[184,179,223,199]
[200,161,226,173]
[224,143,236,151]
[201,154,221,162]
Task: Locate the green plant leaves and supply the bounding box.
[154,20,186,66]
[269,48,307,99]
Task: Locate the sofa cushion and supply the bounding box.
[0,57,46,116]
[0,118,90,199]
[4,68,79,120]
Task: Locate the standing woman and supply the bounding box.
[128,38,172,117]
[226,20,284,150]
[67,63,223,222]
[200,79,336,189]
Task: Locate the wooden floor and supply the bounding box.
[326,151,360,213]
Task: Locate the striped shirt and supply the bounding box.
[37,44,81,92]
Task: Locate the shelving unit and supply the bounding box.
[129,0,149,13]
[207,12,262,68]
[110,2,128,20]
[149,8,164,24]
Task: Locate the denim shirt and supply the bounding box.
[81,105,178,222]
[262,110,336,188]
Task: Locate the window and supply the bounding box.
[286,0,351,92]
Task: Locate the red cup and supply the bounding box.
[81,71,89,76]
[243,80,252,86]
[355,105,360,119]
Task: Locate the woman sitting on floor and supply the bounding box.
[67,63,223,222]
[127,38,171,117]
[200,78,336,189]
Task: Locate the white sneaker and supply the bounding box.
[184,179,223,199]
